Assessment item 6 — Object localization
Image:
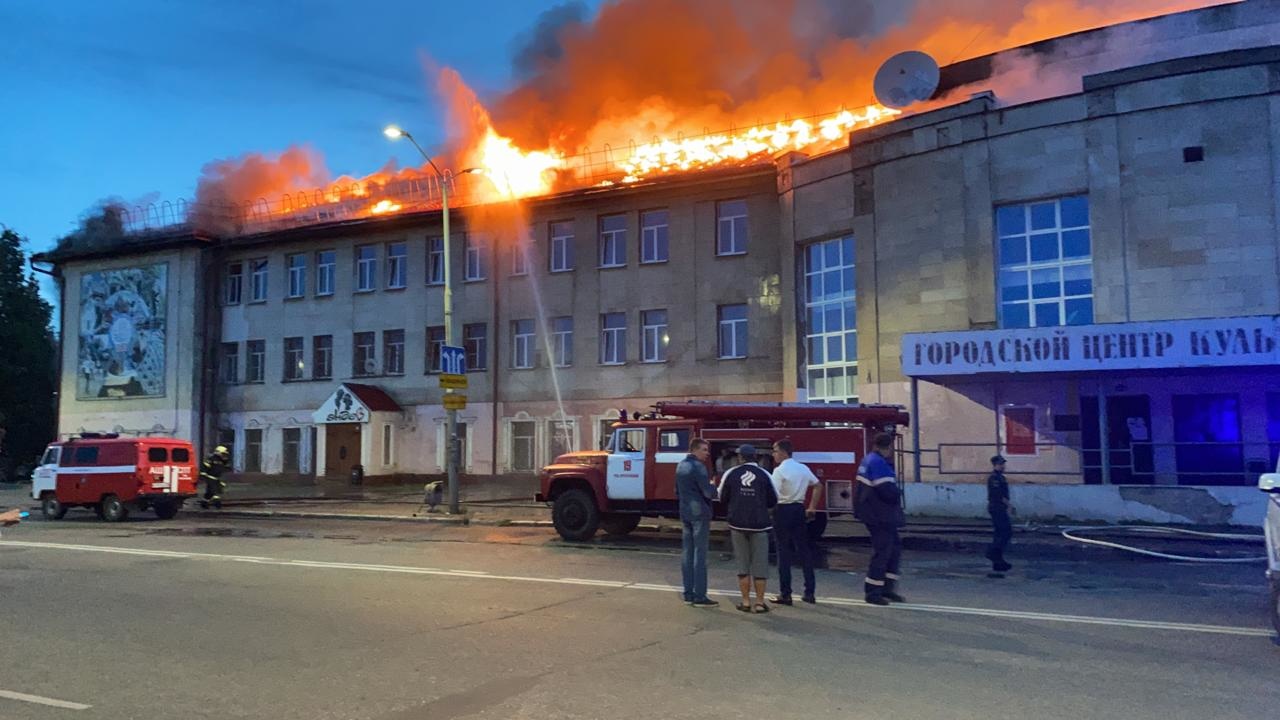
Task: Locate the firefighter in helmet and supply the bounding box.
[199,445,231,509]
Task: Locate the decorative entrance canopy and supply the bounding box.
[312,383,401,424]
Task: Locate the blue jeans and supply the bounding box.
[681,504,711,601]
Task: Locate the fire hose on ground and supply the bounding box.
[1057,525,1267,563]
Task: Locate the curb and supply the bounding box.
[189,509,469,524]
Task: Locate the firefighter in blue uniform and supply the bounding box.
[855,433,905,605]
[199,445,231,509]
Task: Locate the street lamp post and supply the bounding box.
[384,125,466,514]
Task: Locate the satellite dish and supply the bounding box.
[873,51,941,109]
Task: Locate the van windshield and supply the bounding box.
[42,447,60,465]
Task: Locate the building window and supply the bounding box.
[244,428,263,473]
[465,233,487,281]
[511,238,529,276]
[551,316,573,367]
[284,337,305,381]
[427,236,444,285]
[382,423,395,467]
[353,331,376,376]
[246,340,266,383]
[804,236,857,403]
[1001,406,1038,456]
[598,214,627,268]
[641,209,669,263]
[383,329,405,375]
[312,335,333,380]
[512,319,535,369]
[282,427,302,473]
[717,304,748,359]
[249,258,268,302]
[641,309,668,363]
[1173,394,1245,486]
[223,262,243,305]
[287,254,306,298]
[511,420,536,472]
[316,250,335,296]
[464,323,487,371]
[600,312,626,365]
[549,419,575,460]
[220,342,239,384]
[425,326,445,373]
[997,195,1092,329]
[549,221,574,272]
[356,245,377,292]
[386,242,407,289]
[716,199,748,256]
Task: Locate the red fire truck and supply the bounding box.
[536,401,909,541]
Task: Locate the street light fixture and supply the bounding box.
[384,124,467,514]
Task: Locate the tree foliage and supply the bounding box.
[0,228,57,477]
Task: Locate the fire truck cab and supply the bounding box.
[31,434,198,522]
[537,401,909,541]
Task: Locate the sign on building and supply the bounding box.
[902,315,1280,377]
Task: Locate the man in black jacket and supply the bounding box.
[985,455,1014,573]
[719,445,778,613]
[855,433,905,605]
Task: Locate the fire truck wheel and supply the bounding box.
[154,500,182,520]
[806,513,828,541]
[40,493,67,521]
[600,513,642,537]
[98,494,129,523]
[552,489,600,541]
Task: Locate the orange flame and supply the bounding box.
[369,199,402,214]
[615,104,899,183]
[470,128,566,199]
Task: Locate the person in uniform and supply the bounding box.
[985,455,1014,573]
[199,445,231,509]
[855,433,905,605]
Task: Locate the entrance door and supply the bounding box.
[324,424,362,478]
[1082,395,1153,484]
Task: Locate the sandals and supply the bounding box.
[737,603,753,613]
[737,602,771,614]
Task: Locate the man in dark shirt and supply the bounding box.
[199,445,231,509]
[676,437,718,608]
[719,445,778,613]
[986,455,1014,573]
[855,433,905,605]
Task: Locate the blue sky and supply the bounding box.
[0,0,603,255]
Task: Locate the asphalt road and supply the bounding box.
[0,513,1275,720]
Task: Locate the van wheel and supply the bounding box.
[154,500,182,520]
[40,492,67,520]
[99,494,128,523]
[552,489,600,541]
[600,514,641,537]
[806,513,829,541]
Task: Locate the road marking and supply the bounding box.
[3,539,1272,638]
[0,689,91,710]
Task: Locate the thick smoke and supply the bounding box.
[190,146,331,234]
[487,0,1224,152]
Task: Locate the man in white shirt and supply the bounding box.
[769,439,824,604]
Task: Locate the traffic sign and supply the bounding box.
[442,393,467,410]
[440,345,466,375]
[439,374,467,390]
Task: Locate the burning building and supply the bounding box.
[34,0,1280,525]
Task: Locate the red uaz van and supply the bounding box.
[31,434,198,522]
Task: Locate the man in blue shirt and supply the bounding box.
[855,433,905,606]
[676,437,718,607]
